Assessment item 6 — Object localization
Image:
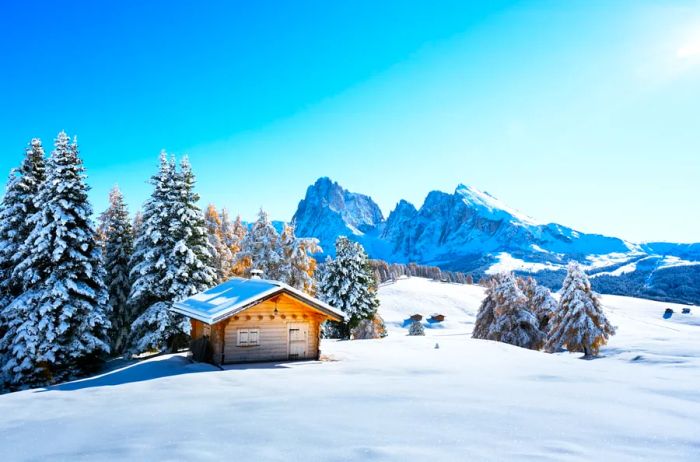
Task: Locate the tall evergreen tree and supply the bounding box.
[0,139,45,387]
[223,212,247,276]
[100,186,134,354]
[279,222,321,294]
[235,208,283,279]
[129,155,215,354]
[204,204,234,282]
[317,236,379,339]
[2,132,110,388]
[547,262,615,357]
[168,157,216,301]
[0,140,45,320]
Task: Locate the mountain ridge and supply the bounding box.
[290,177,700,304]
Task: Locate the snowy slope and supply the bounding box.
[1,278,699,461]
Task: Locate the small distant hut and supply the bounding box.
[410,314,423,322]
[172,277,344,365]
[428,314,445,323]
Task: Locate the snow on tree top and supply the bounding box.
[172,277,344,324]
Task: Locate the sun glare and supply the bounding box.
[676,29,700,59]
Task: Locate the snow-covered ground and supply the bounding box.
[1,278,699,461]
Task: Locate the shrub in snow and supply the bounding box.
[351,313,388,339]
[408,320,425,336]
[235,208,284,279]
[1,132,110,388]
[128,154,216,354]
[279,223,321,295]
[99,186,135,354]
[318,237,380,339]
[546,262,615,357]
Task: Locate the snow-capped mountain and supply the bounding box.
[292,177,385,254]
[291,177,700,304]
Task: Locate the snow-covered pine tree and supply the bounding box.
[408,320,425,336]
[129,155,216,354]
[472,274,507,339]
[279,223,321,294]
[132,210,144,238]
[128,153,178,352]
[100,186,134,354]
[0,140,45,320]
[317,236,380,339]
[220,210,247,276]
[518,277,558,333]
[2,132,110,388]
[487,273,544,350]
[168,157,216,302]
[0,140,46,388]
[235,208,283,280]
[546,262,615,357]
[204,204,233,282]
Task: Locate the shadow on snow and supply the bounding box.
[38,354,216,392]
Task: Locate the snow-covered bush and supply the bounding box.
[351,313,388,339]
[408,320,425,336]
[318,237,380,339]
[547,262,615,357]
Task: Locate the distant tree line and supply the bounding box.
[369,260,474,285]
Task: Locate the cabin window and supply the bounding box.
[237,329,260,346]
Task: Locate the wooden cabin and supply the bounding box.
[172,277,344,365]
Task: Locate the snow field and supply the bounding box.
[1,277,699,461]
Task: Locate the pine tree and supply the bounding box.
[547,262,615,357]
[129,155,216,354]
[408,320,425,336]
[472,274,507,339]
[0,140,46,323]
[221,210,246,276]
[2,132,110,388]
[317,237,380,339]
[168,157,216,302]
[279,223,321,294]
[519,277,557,333]
[204,204,233,282]
[488,274,544,350]
[0,139,46,388]
[100,186,134,354]
[235,208,283,279]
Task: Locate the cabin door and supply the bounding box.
[288,323,308,359]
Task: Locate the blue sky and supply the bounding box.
[1,1,698,243]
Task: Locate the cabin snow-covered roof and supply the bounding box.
[171,277,344,324]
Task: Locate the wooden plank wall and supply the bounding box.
[219,294,325,364]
